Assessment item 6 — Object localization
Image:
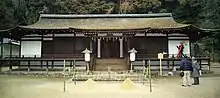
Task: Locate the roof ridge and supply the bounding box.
[40,13,172,19]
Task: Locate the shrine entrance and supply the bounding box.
[101,38,120,58]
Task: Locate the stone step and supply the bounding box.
[96,62,125,65]
[95,67,128,71]
[95,59,127,71]
[96,59,125,64]
[95,64,126,66]
[95,64,127,68]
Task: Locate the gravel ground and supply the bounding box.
[0,75,220,98]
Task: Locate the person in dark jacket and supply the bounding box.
[180,55,193,87]
[191,57,200,85]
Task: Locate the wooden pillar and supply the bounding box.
[0,37,3,72]
[18,37,21,68]
[28,59,30,71]
[41,34,43,68]
[9,38,12,71]
[97,38,101,58]
[52,60,54,69]
[52,33,54,69]
[119,38,123,58]
[127,37,130,51]
[189,40,192,57]
[89,38,93,70]
[90,39,93,53]
[51,32,56,69]
[208,58,211,70]
[73,33,75,56]
[52,32,55,58]
[1,37,3,58]
[9,40,12,58]
[166,34,169,57]
[41,34,44,58]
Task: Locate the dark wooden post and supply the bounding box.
[189,41,192,57]
[0,37,3,72]
[46,60,48,71]
[208,58,211,70]
[73,59,76,85]
[0,62,1,73]
[52,32,55,58]
[73,33,76,55]
[18,39,21,68]
[41,34,43,68]
[9,39,12,58]
[28,59,30,71]
[1,37,3,58]
[52,33,55,69]
[199,59,202,70]
[172,59,174,70]
[41,60,43,68]
[9,37,13,71]
[10,41,13,71]
[9,60,12,71]
[70,60,73,69]
[52,60,54,70]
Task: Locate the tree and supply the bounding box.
[172,0,201,24]
[14,0,45,25]
[0,0,16,29]
[119,0,162,14]
[196,0,220,61]
[52,0,115,14]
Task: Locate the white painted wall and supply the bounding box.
[21,41,42,57]
[168,40,190,58]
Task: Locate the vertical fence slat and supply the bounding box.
[63,60,66,92]
[149,60,152,92]
[0,60,2,72]
[28,60,30,72]
[73,60,76,85]
[46,60,48,72]
[52,60,54,69]
[208,58,211,70]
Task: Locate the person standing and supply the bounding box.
[194,42,199,57]
[192,57,200,85]
[180,55,193,87]
[176,42,185,58]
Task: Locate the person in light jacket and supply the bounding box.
[192,57,200,85]
[180,55,193,87]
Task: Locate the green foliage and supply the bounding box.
[119,0,162,14]
[172,0,201,24]
[14,0,45,25]
[0,0,16,29]
[52,0,115,14]
[198,0,220,61]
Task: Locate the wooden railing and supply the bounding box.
[1,54,84,59]
[133,57,211,71]
[136,53,210,59]
[0,57,86,72]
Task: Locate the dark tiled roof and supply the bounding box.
[19,13,190,30]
